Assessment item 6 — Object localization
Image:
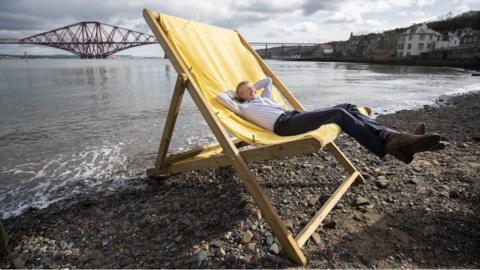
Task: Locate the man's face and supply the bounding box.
[238,82,257,102]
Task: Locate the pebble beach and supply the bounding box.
[1,90,479,268]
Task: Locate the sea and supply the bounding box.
[0,58,479,219]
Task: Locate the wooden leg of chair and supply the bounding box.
[182,82,307,265]
[153,75,186,171]
[324,142,365,183]
[295,171,358,247]
[0,222,8,252]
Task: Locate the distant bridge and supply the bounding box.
[0,21,319,59]
[0,22,157,59]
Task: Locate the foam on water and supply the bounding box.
[0,141,130,219]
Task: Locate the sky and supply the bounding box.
[0,0,479,57]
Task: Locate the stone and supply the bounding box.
[210,240,222,248]
[307,195,320,206]
[173,201,182,210]
[196,251,208,267]
[266,235,274,245]
[410,175,425,185]
[284,220,294,230]
[216,247,226,257]
[354,196,370,206]
[269,243,280,254]
[311,232,322,245]
[256,209,262,220]
[119,256,135,267]
[260,165,273,173]
[242,230,254,243]
[375,179,389,189]
[323,221,336,229]
[13,257,26,269]
[439,190,450,198]
[246,242,256,252]
[223,232,232,240]
[175,235,182,242]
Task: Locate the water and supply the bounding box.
[0,59,478,219]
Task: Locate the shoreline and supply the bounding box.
[1,91,480,268]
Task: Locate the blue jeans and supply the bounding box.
[273,103,395,158]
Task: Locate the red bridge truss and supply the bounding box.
[0,21,157,58]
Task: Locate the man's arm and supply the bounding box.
[216,90,242,114]
[255,77,273,98]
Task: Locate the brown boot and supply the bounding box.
[386,132,440,164]
[413,123,446,151]
[413,122,426,135]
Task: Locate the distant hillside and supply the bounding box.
[427,11,480,33]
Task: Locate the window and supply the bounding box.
[409,34,413,40]
[429,35,432,40]
[420,34,425,40]
[418,43,424,50]
[407,43,412,49]
[427,43,431,49]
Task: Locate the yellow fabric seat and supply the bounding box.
[157,14,369,147]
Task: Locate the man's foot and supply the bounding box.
[413,122,426,135]
[386,132,441,164]
[413,122,447,151]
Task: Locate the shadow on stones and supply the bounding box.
[308,203,480,268]
[1,167,261,268]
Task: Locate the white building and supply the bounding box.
[397,23,442,56]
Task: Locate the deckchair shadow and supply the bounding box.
[143,9,369,266]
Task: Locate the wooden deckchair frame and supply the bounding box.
[143,9,365,266]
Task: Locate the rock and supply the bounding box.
[311,232,322,245]
[216,247,226,257]
[266,235,274,245]
[246,242,256,251]
[284,220,294,230]
[196,251,208,267]
[410,176,425,185]
[354,196,370,206]
[439,190,450,198]
[210,240,222,248]
[119,255,135,267]
[306,195,320,206]
[323,221,336,229]
[256,209,262,220]
[173,201,182,210]
[223,232,232,240]
[269,243,280,254]
[260,165,273,173]
[175,235,182,242]
[375,179,389,189]
[242,230,254,243]
[13,257,25,269]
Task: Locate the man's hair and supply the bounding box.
[235,81,250,102]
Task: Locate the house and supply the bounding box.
[397,23,442,56]
[320,44,333,54]
[460,29,480,46]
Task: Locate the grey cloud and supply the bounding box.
[301,0,344,16]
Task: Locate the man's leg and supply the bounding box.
[333,103,395,141]
[274,107,392,157]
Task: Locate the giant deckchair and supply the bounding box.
[143,9,369,266]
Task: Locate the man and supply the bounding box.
[216,77,440,164]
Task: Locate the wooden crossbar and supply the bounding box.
[148,137,321,175]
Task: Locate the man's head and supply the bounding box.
[236,81,257,102]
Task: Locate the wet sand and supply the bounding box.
[1,91,479,268]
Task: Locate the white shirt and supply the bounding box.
[216,77,286,131]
